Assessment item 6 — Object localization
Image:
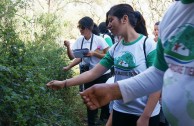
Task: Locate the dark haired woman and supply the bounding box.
[103,4,160,126]
[63,16,110,126]
[98,22,114,46]
[46,5,160,126]
[81,1,194,126]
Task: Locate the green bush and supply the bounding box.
[0,1,86,125]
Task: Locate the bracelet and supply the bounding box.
[64,79,67,88]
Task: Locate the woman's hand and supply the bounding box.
[86,51,94,57]
[64,40,70,47]
[136,115,149,126]
[46,80,66,90]
[63,66,71,71]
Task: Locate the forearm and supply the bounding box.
[66,64,108,87]
[142,91,161,118]
[93,47,109,59]
[108,83,122,101]
[93,51,106,59]
[118,66,164,103]
[68,58,81,68]
[67,47,74,60]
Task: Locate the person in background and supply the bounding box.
[63,22,102,92]
[98,22,115,80]
[55,16,111,126]
[80,0,194,126]
[153,21,169,126]
[63,23,101,60]
[153,21,160,42]
[98,22,114,47]
[47,4,161,126]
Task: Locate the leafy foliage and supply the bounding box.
[0,1,85,125]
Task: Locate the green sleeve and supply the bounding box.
[181,0,194,4]
[153,39,168,71]
[146,50,156,67]
[105,38,113,47]
[99,52,114,69]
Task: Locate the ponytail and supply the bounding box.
[133,11,148,36]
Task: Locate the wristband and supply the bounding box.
[64,79,67,88]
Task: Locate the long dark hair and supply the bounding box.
[106,4,148,36]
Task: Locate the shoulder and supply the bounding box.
[109,41,122,52]
[141,35,156,46]
[74,36,84,44]
[93,34,106,42]
[139,35,156,53]
[76,36,84,42]
[103,34,111,38]
[146,37,156,44]
[72,36,84,49]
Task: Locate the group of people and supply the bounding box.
[47,1,194,126]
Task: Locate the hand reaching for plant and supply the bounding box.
[46,80,66,90]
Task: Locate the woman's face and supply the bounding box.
[107,15,122,36]
[77,25,87,36]
[153,25,159,37]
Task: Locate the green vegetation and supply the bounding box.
[0,0,173,125]
[0,1,85,125]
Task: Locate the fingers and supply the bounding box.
[46,80,53,86]
[81,96,98,110]
[46,80,56,89]
[80,91,100,110]
[63,66,69,71]
[63,68,67,71]
[87,102,98,110]
[64,40,70,47]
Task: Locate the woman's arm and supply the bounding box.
[47,64,108,89]
[64,40,74,60]
[63,58,81,71]
[80,67,163,110]
[137,91,161,126]
[118,67,164,103]
[86,47,109,59]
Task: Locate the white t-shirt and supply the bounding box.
[72,34,109,69]
[100,34,160,116]
[118,1,194,125]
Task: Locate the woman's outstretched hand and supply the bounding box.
[46,80,65,90]
[80,83,121,110]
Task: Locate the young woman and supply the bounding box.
[46,4,160,126]
[63,16,111,126]
[81,1,194,126]
[103,5,160,126]
[98,22,114,46]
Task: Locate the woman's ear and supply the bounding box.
[121,15,128,24]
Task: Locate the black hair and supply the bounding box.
[106,4,148,36]
[99,21,115,43]
[155,21,160,26]
[98,22,109,34]
[134,11,148,36]
[78,16,94,31]
[92,23,100,35]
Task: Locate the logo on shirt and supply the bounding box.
[114,51,137,70]
[164,24,194,64]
